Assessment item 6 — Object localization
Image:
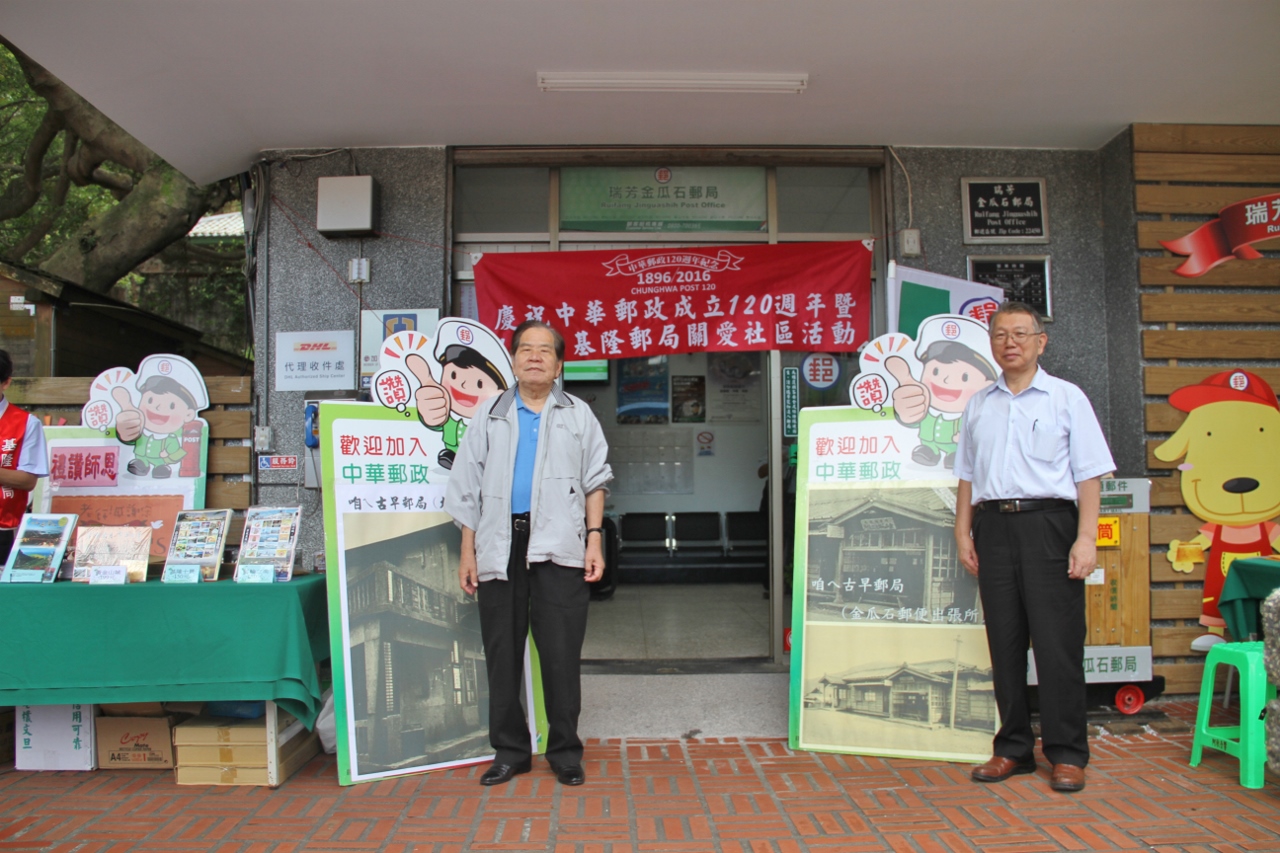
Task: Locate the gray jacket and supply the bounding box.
[444,383,612,582]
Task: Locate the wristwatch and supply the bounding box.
[586,527,605,537]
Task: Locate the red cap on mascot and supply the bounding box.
[1168,369,1280,413]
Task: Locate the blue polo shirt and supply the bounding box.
[511,393,541,514]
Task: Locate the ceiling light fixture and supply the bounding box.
[537,71,807,94]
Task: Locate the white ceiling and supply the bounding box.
[3,1,1278,184]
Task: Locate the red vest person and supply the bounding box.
[0,349,51,562]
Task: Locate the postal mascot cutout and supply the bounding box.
[83,354,211,480]
[1155,370,1280,649]
[849,315,999,470]
[371,318,515,469]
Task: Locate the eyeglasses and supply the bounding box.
[990,330,1043,344]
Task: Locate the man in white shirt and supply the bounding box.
[0,349,50,562]
[953,303,1115,794]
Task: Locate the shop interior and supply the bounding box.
[451,160,880,666]
[573,350,773,663]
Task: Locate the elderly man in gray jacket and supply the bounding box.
[445,320,612,787]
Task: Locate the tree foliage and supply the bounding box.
[0,38,248,353]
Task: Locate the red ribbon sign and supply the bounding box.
[1160,192,1280,277]
[473,241,874,358]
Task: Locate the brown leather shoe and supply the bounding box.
[1049,763,1086,792]
[971,755,1037,783]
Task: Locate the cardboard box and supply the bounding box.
[96,716,176,769]
[176,742,270,765]
[99,703,167,717]
[174,702,314,787]
[173,710,296,746]
[0,709,14,765]
[174,729,320,787]
[14,704,96,771]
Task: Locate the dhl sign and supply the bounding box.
[294,342,339,352]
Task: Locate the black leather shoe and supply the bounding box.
[479,759,531,786]
[551,763,586,786]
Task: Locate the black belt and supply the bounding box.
[978,498,1074,513]
[509,513,531,573]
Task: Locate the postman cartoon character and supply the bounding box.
[107,355,210,479]
[402,318,514,470]
[1155,370,1280,648]
[884,316,998,469]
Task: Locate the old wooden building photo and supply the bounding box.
[804,484,981,626]
[340,513,490,774]
[799,623,995,760]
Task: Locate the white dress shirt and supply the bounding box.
[954,368,1114,504]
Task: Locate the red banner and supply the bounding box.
[1160,192,1280,277]
[473,241,874,358]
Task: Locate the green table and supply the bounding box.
[1218,557,1280,642]
[0,574,329,727]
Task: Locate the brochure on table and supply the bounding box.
[32,354,211,562]
[323,319,541,785]
[790,314,1001,763]
[0,513,77,583]
[73,525,151,583]
[163,508,233,582]
[235,506,302,583]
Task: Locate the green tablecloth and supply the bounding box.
[0,573,330,727]
[1218,557,1280,642]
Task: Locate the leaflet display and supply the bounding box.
[235,507,302,583]
[73,526,152,583]
[1,514,78,583]
[163,508,233,582]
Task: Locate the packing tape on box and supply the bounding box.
[220,747,234,764]
[220,766,237,784]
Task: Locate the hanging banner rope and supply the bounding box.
[474,241,875,358]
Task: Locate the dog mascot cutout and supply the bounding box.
[1154,370,1280,649]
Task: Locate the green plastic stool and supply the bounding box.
[1190,641,1277,788]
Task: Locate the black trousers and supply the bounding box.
[477,516,590,767]
[973,504,1089,768]
[0,528,13,564]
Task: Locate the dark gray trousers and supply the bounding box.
[973,504,1089,768]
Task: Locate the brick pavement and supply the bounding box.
[2,700,1278,852]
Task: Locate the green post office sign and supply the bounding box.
[560,166,767,232]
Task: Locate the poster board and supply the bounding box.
[32,355,212,561]
[790,316,1000,762]
[322,400,542,784]
[885,262,1004,338]
[323,319,536,784]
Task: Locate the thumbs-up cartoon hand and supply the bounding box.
[885,356,929,425]
[112,386,145,442]
[406,354,450,428]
